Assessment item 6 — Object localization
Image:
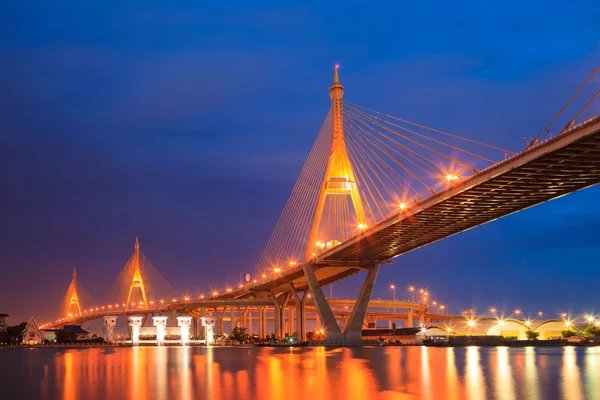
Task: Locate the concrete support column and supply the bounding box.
[343,265,380,343]
[407,309,413,328]
[260,306,267,337]
[248,309,253,335]
[171,309,177,327]
[230,308,235,332]
[287,305,294,335]
[419,313,425,327]
[388,319,392,329]
[300,293,307,341]
[302,263,343,342]
[218,307,226,335]
[271,292,290,339]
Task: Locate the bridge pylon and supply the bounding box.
[64,268,82,317]
[299,67,379,343]
[305,65,367,261]
[125,237,149,311]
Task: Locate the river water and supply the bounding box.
[1,346,598,399]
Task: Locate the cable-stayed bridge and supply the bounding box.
[43,66,600,343]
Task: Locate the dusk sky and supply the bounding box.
[1,1,599,324]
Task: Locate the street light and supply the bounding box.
[538,311,543,319]
[514,309,521,318]
[498,319,505,336]
[467,319,475,336]
[490,307,497,316]
[389,284,396,311]
[408,286,415,302]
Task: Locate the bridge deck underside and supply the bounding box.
[326,128,600,264]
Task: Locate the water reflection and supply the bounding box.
[7,345,599,399]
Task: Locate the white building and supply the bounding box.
[22,318,43,344]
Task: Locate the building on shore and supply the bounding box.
[22,318,43,345]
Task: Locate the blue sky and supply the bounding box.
[1,1,599,323]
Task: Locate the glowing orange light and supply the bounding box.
[398,202,407,211]
[358,223,367,230]
[289,261,297,266]
[274,267,281,273]
[226,288,232,293]
[212,291,218,296]
[238,284,243,288]
[184,297,190,301]
[445,173,459,182]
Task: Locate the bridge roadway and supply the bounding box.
[45,298,449,335]
[220,116,600,298]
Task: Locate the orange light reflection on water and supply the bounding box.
[24,345,600,400]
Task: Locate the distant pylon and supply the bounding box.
[305,66,367,260]
[125,237,149,310]
[65,268,82,316]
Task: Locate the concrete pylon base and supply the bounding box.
[343,332,363,344]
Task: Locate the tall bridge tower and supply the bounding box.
[305,66,367,260]
[64,268,82,316]
[125,237,149,310]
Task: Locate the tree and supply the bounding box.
[7,322,27,339]
[583,325,600,338]
[525,329,539,340]
[230,327,248,343]
[561,329,577,338]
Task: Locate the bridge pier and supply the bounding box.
[300,293,307,341]
[407,309,413,328]
[247,309,253,335]
[343,265,379,343]
[302,263,343,342]
[272,292,290,339]
[259,306,266,338]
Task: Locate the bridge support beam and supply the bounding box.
[343,265,379,343]
[272,292,290,339]
[407,309,413,328]
[259,306,266,338]
[302,263,343,342]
